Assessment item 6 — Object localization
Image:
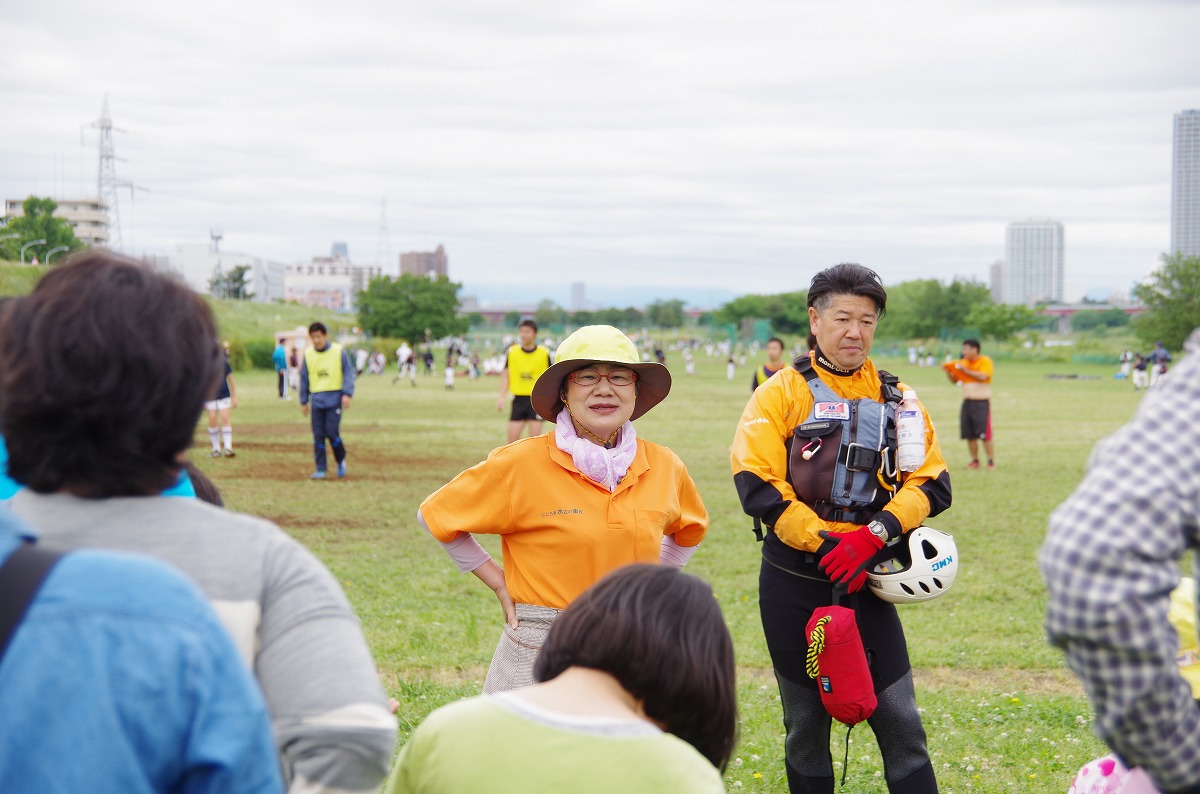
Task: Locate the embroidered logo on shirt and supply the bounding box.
[541,508,585,518]
[815,353,853,375]
[814,402,850,421]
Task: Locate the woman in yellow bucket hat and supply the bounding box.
[417,325,710,692]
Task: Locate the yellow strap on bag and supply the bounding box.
[806,616,831,680]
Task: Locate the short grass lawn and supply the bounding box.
[200,351,1155,792]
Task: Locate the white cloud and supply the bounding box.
[1,0,1197,301]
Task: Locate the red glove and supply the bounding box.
[818,527,884,593]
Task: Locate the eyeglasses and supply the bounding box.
[567,368,638,387]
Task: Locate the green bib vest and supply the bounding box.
[305,343,344,393]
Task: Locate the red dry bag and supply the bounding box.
[805,604,876,726]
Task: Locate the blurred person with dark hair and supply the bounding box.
[387,564,734,793]
[752,336,787,393]
[1148,340,1172,387]
[182,461,224,508]
[1,251,396,794]
[0,511,283,793]
[731,263,952,793]
[204,346,238,458]
[300,322,355,480]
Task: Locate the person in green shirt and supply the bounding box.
[388,564,736,793]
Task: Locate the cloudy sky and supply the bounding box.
[2,0,1197,305]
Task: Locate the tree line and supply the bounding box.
[714,278,1041,342]
[529,298,688,330]
[712,256,1200,349]
[356,275,695,342]
[6,193,1198,351]
[348,256,1200,351]
[0,197,85,263]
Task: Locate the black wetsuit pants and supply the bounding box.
[759,533,938,793]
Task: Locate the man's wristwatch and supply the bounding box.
[867,521,889,543]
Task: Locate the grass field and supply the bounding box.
[195,350,1158,793]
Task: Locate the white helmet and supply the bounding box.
[866,526,957,604]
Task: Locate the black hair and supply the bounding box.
[519,319,538,332]
[533,564,738,771]
[0,251,223,496]
[807,263,887,318]
[309,322,328,335]
[183,461,224,507]
[766,337,785,348]
[963,338,981,352]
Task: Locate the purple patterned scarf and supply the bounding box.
[554,407,637,492]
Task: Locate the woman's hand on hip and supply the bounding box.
[494,585,518,629]
[472,559,519,628]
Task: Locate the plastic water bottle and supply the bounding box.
[896,389,926,472]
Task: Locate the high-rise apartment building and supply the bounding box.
[988,260,1005,305]
[400,244,448,278]
[1173,109,1200,257]
[1004,220,1063,305]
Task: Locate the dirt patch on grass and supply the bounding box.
[258,513,374,531]
[234,441,303,454]
[194,423,300,442]
[237,423,306,437]
[227,450,455,483]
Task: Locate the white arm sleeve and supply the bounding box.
[659,534,698,567]
[418,509,492,573]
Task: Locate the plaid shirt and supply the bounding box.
[1041,329,1200,793]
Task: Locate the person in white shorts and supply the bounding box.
[394,342,417,386]
[205,351,237,457]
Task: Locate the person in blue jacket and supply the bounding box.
[299,323,355,480]
[0,511,283,793]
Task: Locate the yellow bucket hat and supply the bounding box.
[531,325,672,422]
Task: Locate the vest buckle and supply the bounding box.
[843,443,881,472]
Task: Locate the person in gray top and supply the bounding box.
[0,251,397,794]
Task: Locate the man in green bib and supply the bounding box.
[300,322,355,480]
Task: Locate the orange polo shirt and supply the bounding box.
[421,433,708,609]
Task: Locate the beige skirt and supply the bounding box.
[482,603,562,694]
